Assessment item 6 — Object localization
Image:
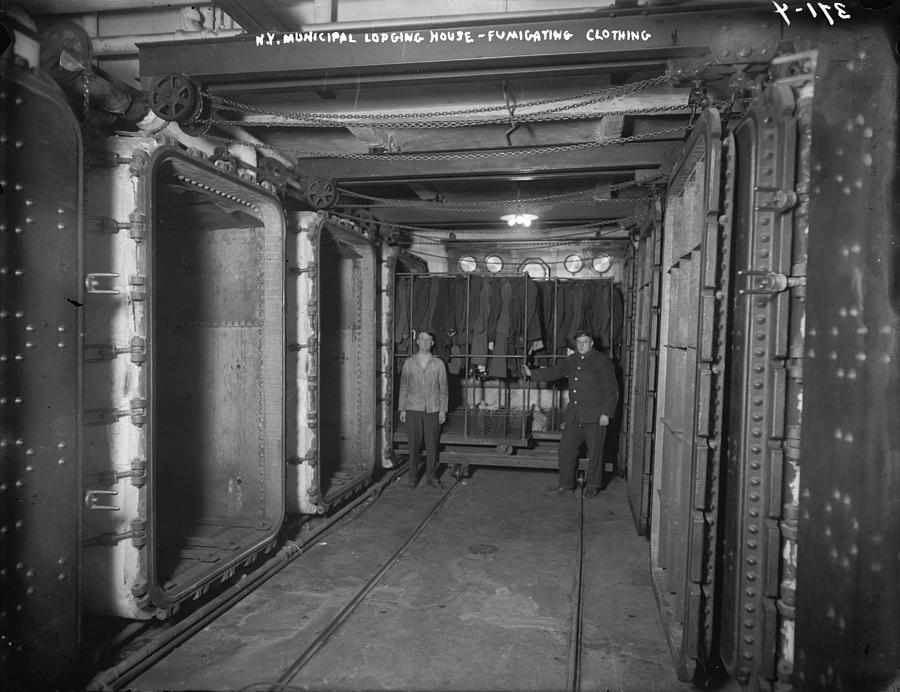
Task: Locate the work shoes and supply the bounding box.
[583,487,600,499]
[547,486,576,497]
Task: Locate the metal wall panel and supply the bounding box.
[0,66,83,688]
[796,22,900,690]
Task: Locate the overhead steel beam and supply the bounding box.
[293,140,680,181]
[214,0,295,33]
[203,60,670,94]
[139,8,782,86]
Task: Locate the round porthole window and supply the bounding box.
[564,254,583,274]
[458,256,477,272]
[592,254,612,274]
[485,255,504,273]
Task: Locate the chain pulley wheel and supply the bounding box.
[355,209,378,235]
[258,157,287,189]
[149,73,201,123]
[306,178,339,209]
[381,223,402,246]
[211,146,238,173]
[179,94,211,137]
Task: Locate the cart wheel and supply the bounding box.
[495,444,513,456]
[576,469,586,486]
[453,464,464,480]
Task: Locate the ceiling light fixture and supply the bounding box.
[500,212,539,227]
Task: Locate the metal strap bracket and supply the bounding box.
[84,489,119,511]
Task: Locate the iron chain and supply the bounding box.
[203,74,673,128]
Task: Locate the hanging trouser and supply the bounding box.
[405,409,440,485]
[556,414,607,490]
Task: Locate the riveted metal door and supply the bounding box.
[721,80,807,689]
[0,66,83,688]
[651,108,730,682]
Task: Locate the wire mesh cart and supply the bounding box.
[391,271,617,480]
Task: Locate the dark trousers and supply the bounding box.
[406,410,440,484]
[558,420,607,490]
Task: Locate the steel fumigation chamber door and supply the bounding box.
[1,63,83,689]
[79,142,285,619]
[145,149,286,612]
[720,81,807,691]
[309,217,378,510]
[651,108,731,682]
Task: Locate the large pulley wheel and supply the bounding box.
[258,157,287,190]
[149,73,201,123]
[306,178,339,209]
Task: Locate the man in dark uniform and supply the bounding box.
[523,330,618,498]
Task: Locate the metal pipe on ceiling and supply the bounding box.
[27,0,203,12]
[92,28,244,56]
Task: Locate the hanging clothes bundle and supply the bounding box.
[394,274,623,369]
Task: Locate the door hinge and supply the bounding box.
[85,336,147,365]
[737,270,806,296]
[86,216,130,234]
[84,398,148,427]
[85,458,148,488]
[86,150,134,169]
[755,186,798,212]
[84,518,147,547]
[129,275,147,301]
[85,212,145,239]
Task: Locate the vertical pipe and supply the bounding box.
[775,82,812,692]
[463,272,470,439]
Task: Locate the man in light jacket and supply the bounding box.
[399,331,448,489]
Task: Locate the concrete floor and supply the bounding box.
[132,467,698,692]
